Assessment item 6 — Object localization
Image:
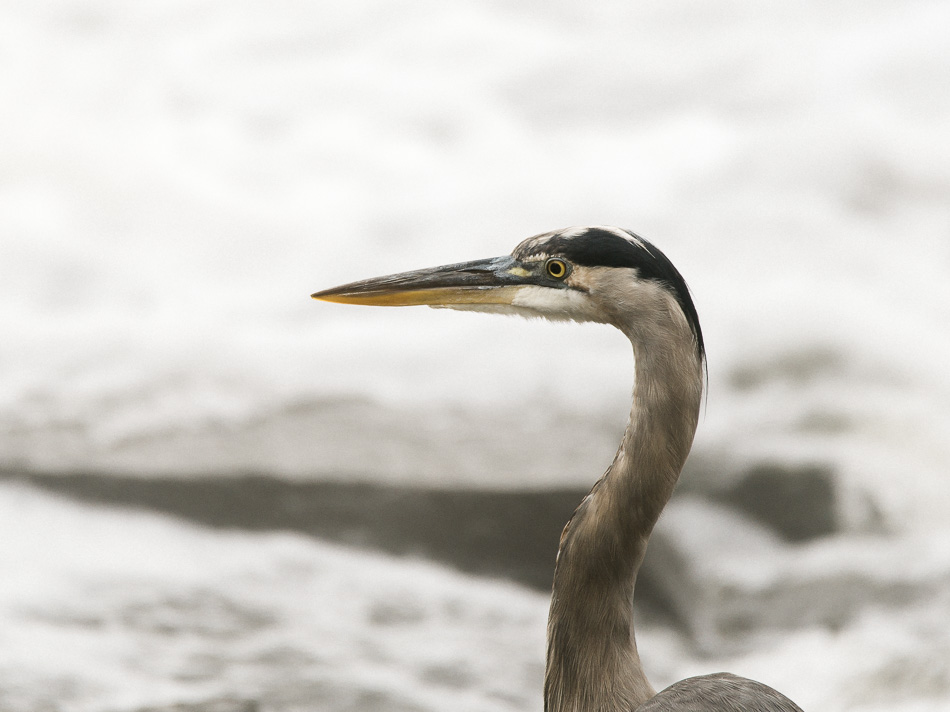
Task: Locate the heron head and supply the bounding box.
[312,226,704,361]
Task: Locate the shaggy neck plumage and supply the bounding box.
[543,301,704,712]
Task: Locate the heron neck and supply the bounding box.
[544,325,703,712]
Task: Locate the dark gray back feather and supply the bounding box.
[635,673,804,712]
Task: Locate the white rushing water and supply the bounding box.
[1,1,949,710]
[2,482,949,712]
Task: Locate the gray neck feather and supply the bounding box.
[544,283,704,712]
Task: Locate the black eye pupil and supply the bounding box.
[548,260,566,278]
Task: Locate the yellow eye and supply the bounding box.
[546,258,569,279]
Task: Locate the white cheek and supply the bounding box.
[511,286,602,323]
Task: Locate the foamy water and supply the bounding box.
[1,0,949,709]
[2,482,949,711]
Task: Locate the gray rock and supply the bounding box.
[132,698,258,712]
[643,496,935,654]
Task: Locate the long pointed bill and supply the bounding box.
[311,255,535,307]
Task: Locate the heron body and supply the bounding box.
[313,226,803,712]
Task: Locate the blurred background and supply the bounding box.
[1,1,949,710]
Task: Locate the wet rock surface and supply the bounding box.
[7,463,888,640]
[644,497,939,652]
[713,463,839,542]
[132,699,259,712]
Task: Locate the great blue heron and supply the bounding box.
[312,226,804,711]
